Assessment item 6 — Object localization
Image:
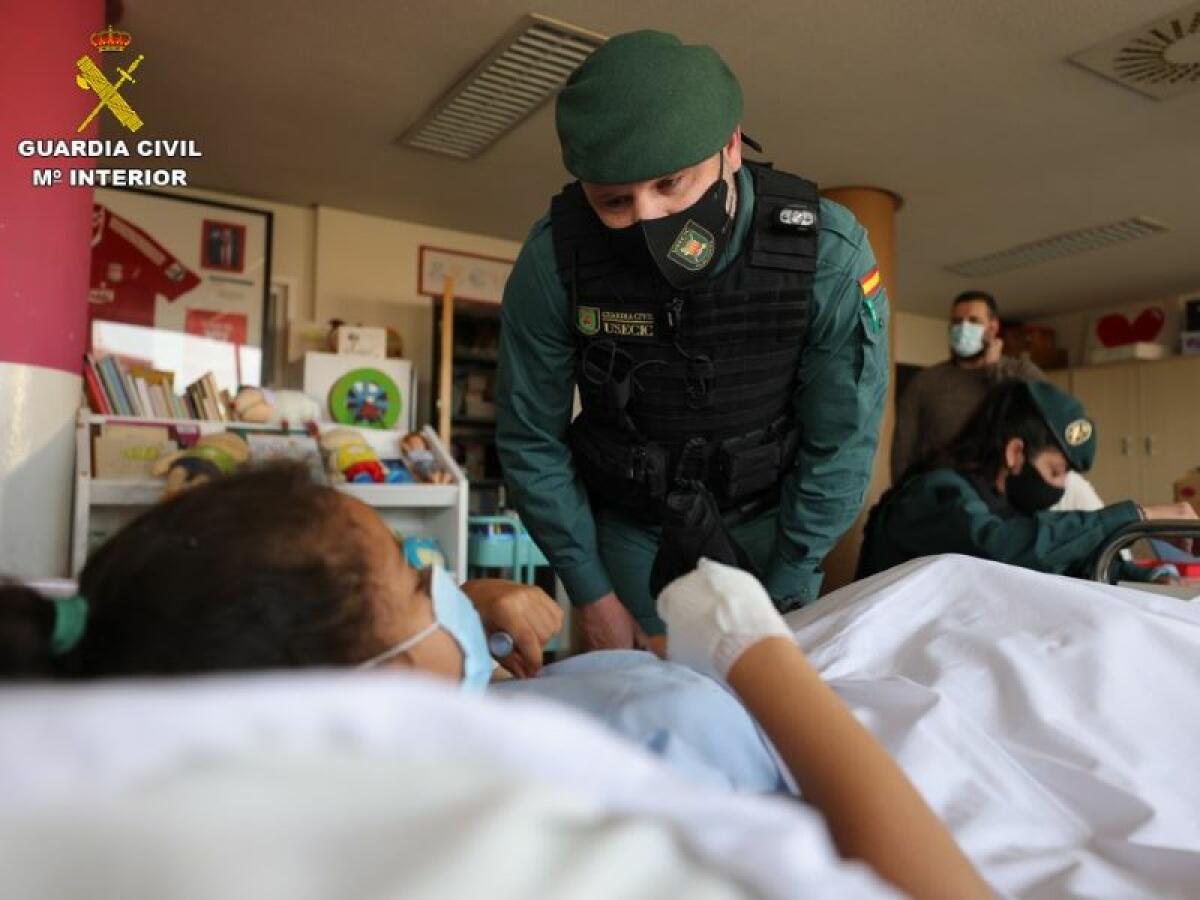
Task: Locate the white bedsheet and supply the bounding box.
[0,672,891,900]
[792,555,1200,899]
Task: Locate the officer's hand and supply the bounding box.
[575,592,650,652]
[461,579,562,678]
[984,335,1004,364]
[657,558,793,683]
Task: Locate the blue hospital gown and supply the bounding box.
[492,650,787,793]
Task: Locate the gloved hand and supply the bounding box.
[656,557,793,682]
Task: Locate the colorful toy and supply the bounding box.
[328,368,402,430]
[231,387,322,427]
[399,431,454,484]
[152,431,250,498]
[318,428,404,484]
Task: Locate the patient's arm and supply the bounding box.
[727,637,991,900]
[659,560,991,900]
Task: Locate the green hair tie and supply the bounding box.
[50,595,89,657]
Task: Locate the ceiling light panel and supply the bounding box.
[945,217,1170,277]
[400,14,606,159]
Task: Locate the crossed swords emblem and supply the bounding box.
[75,53,145,133]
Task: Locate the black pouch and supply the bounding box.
[569,419,669,514]
[648,483,762,599]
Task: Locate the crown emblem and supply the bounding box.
[91,24,132,53]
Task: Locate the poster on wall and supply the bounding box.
[89,187,272,392]
[418,245,513,305]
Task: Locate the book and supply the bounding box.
[81,357,112,415]
[98,355,133,416]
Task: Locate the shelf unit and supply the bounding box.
[72,412,469,580]
[433,286,505,515]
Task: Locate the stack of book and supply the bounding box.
[83,354,230,421]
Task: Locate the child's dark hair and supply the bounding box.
[915,380,1057,480]
[0,465,385,680]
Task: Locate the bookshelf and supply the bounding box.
[72,412,468,580]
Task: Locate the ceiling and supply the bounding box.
[110,0,1200,318]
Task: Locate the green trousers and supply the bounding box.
[594,506,778,636]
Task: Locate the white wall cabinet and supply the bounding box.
[1059,356,1200,504]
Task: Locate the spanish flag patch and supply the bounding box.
[859,266,881,298]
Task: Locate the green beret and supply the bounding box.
[1026,381,1096,472]
[555,30,743,184]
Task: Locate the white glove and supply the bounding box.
[656,558,793,681]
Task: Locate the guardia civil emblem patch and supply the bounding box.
[1064,419,1093,447]
[667,220,715,271]
[576,306,600,336]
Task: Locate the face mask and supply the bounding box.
[606,155,733,289]
[358,566,493,693]
[949,322,986,358]
[1006,456,1065,514]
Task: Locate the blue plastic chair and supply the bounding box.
[467,514,559,652]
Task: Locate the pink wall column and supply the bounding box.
[0,0,103,578]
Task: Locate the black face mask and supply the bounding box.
[605,156,733,289]
[1006,457,1065,514]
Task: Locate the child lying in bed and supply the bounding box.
[0,465,988,900]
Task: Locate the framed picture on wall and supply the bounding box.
[418,245,513,305]
[89,188,273,392]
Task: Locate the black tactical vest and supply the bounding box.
[550,161,818,523]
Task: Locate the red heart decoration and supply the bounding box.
[1096,313,1134,347]
[1131,307,1165,342]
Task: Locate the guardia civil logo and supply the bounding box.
[75,25,145,134]
[576,306,600,336]
[668,220,716,271]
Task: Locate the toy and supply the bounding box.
[400,431,454,484]
[318,428,404,484]
[152,431,250,498]
[328,368,402,430]
[232,387,322,427]
[397,534,447,570]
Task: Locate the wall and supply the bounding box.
[312,206,521,424]
[895,311,946,367]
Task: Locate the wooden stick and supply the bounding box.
[438,277,455,444]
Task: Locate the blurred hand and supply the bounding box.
[657,558,793,682]
[1141,502,1199,555]
[983,335,1004,364]
[461,579,562,678]
[575,592,651,652]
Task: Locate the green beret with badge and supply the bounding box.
[1025,380,1096,472]
[555,30,743,184]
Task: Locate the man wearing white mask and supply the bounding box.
[891,290,1043,482]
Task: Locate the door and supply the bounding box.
[1136,356,1200,504]
[1070,363,1141,503]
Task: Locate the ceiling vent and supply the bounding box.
[1070,2,1200,100]
[945,216,1170,277]
[399,14,605,159]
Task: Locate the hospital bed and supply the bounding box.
[4,554,1200,898]
[1094,519,1200,601]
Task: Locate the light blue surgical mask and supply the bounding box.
[358,566,493,693]
[950,321,986,358]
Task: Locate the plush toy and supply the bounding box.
[152,431,251,498]
[232,387,322,427]
[399,432,454,484]
[318,428,404,484]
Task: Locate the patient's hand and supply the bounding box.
[461,579,562,678]
[658,559,793,682]
[1142,502,1199,555]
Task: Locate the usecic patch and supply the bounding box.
[599,309,655,338]
[668,220,715,271]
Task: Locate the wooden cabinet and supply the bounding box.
[1061,356,1200,504]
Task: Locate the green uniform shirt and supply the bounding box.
[859,467,1141,578]
[496,167,889,607]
